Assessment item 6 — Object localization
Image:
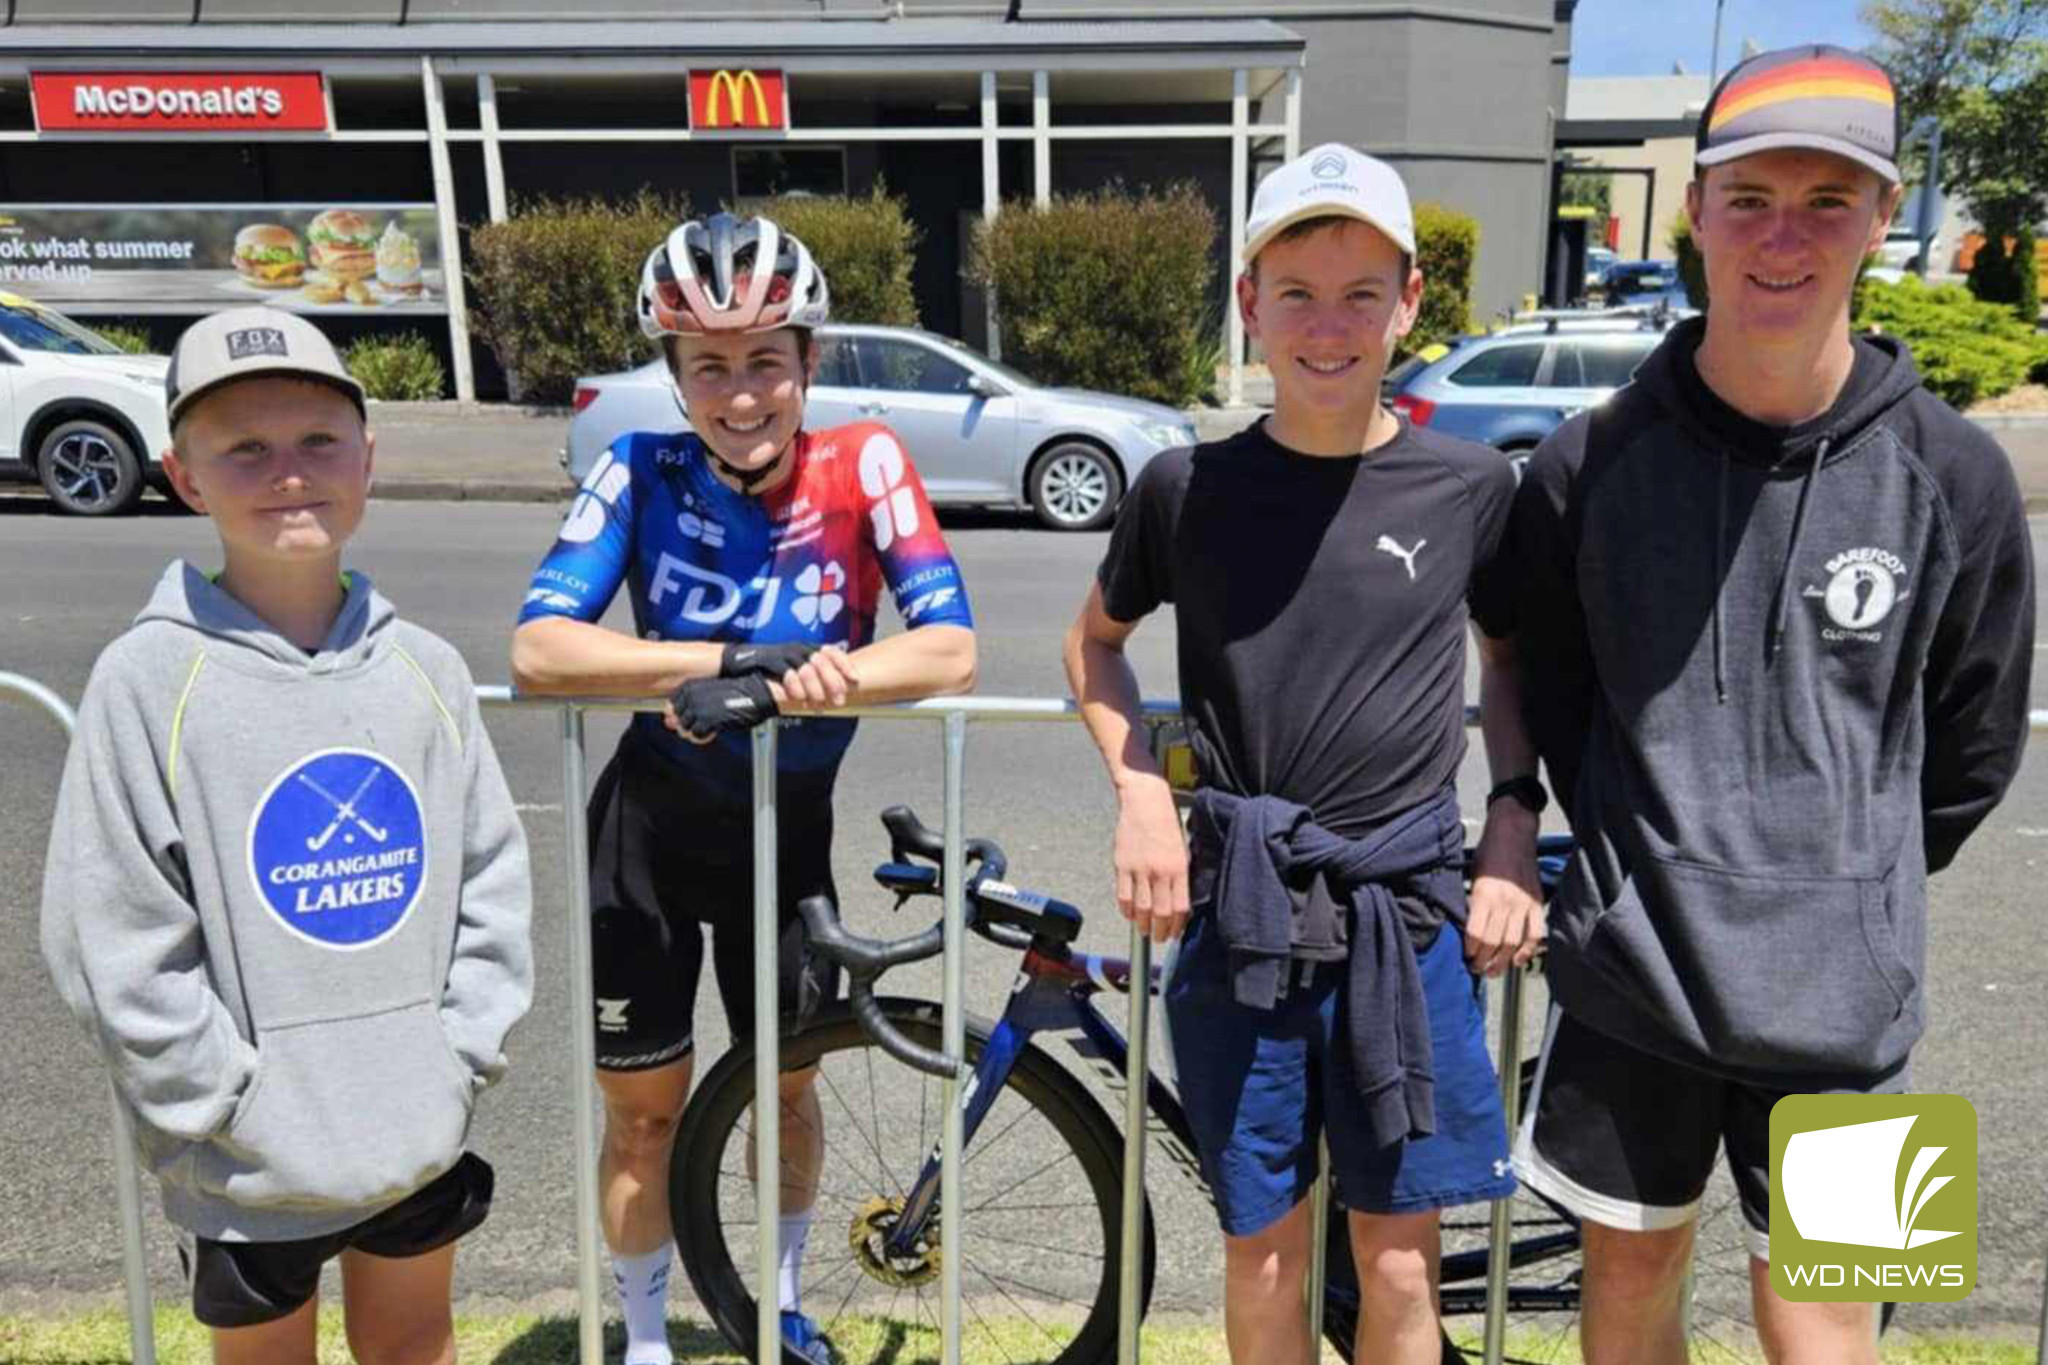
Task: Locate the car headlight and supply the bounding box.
[1140,421,1195,448]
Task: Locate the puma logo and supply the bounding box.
[1375,534,1426,580]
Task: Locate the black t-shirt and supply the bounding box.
[1097,417,1518,839]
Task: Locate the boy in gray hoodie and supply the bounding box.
[40,307,534,1365]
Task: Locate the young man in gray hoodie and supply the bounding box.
[1496,47,2034,1365]
[40,307,534,1365]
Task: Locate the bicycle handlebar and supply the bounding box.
[797,895,960,1079]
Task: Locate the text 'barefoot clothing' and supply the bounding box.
[519,422,973,1067]
[40,563,535,1244]
[1096,418,1519,1232]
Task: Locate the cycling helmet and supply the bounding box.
[638,212,831,339]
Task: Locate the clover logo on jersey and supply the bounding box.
[246,749,427,950]
[792,560,846,628]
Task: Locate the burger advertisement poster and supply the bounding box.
[0,204,445,314]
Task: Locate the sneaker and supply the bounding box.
[781,1309,843,1365]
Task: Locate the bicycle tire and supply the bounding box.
[671,998,1158,1365]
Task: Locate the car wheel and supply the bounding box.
[1030,441,1122,532]
[37,418,144,516]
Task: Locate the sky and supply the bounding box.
[1569,0,1876,79]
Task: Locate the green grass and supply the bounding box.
[0,1308,2033,1364]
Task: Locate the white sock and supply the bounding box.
[778,1209,814,1313]
[611,1244,674,1365]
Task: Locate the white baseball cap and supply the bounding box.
[166,306,366,428]
[1242,142,1416,266]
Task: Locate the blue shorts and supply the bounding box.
[1166,912,1516,1236]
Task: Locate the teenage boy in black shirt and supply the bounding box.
[1063,144,1547,1365]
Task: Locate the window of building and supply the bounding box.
[733,147,847,204]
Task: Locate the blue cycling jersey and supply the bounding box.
[519,422,973,802]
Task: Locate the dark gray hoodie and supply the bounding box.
[41,562,534,1242]
[1507,320,2034,1091]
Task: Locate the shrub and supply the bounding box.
[1409,203,1478,355]
[467,191,684,403]
[756,187,920,327]
[91,323,154,356]
[974,182,1217,408]
[1855,276,2048,408]
[1669,214,1709,310]
[1966,229,2042,324]
[343,332,446,402]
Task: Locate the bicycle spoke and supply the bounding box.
[961,1148,1086,1217]
[963,1255,1101,1312]
[966,1254,1089,1344]
[959,1102,1042,1172]
[969,1229,1105,1262]
[815,1066,905,1201]
[966,1200,1104,1215]
[959,1281,1025,1365]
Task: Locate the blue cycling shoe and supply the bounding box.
[781,1309,843,1365]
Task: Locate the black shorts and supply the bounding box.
[1511,1009,1906,1260]
[588,736,843,1072]
[183,1152,492,1329]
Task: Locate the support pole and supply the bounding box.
[420,56,476,401]
[478,73,509,224]
[981,71,1003,362]
[560,706,604,1365]
[940,713,970,1365]
[1227,69,1249,409]
[1481,967,1528,1365]
[752,723,782,1365]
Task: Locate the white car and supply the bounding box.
[0,292,172,516]
[564,323,1198,531]
[1873,226,1941,273]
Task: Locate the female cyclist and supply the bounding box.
[511,211,977,1365]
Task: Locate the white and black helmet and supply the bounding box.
[637,212,831,339]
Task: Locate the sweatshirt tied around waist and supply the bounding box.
[1188,785,1464,1147]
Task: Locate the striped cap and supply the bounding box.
[1696,44,1899,184]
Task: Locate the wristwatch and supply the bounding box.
[1486,775,1549,817]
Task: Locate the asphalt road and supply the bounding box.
[1,498,2043,1337]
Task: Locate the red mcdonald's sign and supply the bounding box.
[32,72,329,132]
[690,69,787,130]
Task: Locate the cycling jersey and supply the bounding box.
[519,422,973,801]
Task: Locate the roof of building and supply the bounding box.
[1565,73,1710,124]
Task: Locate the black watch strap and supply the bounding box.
[1486,775,1549,816]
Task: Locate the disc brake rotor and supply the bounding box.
[848,1195,942,1288]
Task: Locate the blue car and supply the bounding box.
[1385,314,1677,459]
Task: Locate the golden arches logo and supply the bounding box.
[704,70,772,128]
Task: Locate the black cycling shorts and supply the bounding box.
[587,734,842,1072]
[183,1153,493,1329]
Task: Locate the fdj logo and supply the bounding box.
[1770,1094,1976,1302]
[246,749,427,950]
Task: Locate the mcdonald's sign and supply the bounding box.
[691,69,787,130]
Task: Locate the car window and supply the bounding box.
[812,334,858,387]
[856,337,976,395]
[1447,343,1544,388]
[0,302,122,356]
[1575,338,1656,389]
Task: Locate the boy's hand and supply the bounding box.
[1465,799,1545,978]
[1114,775,1190,945]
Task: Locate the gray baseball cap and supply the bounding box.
[1695,44,1901,185]
[165,307,367,428]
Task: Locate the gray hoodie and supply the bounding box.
[41,562,534,1243]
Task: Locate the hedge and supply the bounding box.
[467,191,683,404]
[1855,276,2048,407]
[753,187,920,327]
[974,182,1218,407]
[1967,230,2042,325]
[91,323,154,356]
[1409,203,1479,355]
[343,332,446,402]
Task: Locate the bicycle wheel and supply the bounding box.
[671,998,1157,1365]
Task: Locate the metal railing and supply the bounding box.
[10,668,2045,1364]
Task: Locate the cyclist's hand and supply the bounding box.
[1466,799,1545,978]
[666,674,778,740]
[772,645,860,712]
[1114,775,1189,945]
[721,641,819,681]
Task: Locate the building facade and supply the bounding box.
[1,1,1570,400]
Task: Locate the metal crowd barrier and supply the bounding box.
[9,666,2046,1365]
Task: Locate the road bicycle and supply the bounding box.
[667,806,1792,1364]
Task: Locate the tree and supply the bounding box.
[1943,63,2048,317]
[1862,0,2048,129]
